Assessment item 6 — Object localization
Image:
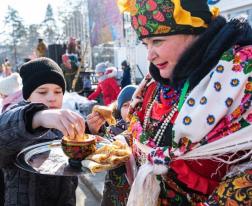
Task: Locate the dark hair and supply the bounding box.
[121,60,128,67]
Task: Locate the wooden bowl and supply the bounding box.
[61,134,96,161]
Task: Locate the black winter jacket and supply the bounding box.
[0,101,78,206]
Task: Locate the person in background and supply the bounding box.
[76,39,82,59]
[2,59,12,77]
[36,38,47,57]
[0,73,23,205]
[0,72,23,113]
[87,85,137,206]
[61,37,80,92]
[0,57,85,206]
[117,0,252,205]
[88,62,121,105]
[121,60,132,88]
[83,73,92,91]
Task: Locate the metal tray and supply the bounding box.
[15,140,109,176]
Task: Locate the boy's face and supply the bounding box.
[120,100,131,122]
[28,84,63,109]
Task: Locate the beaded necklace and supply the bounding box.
[142,81,189,146]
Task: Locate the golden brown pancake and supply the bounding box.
[82,140,131,173]
[92,105,116,125]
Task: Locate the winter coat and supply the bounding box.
[0,101,78,206]
[88,77,121,105]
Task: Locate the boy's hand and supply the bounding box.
[86,112,106,135]
[32,109,85,139]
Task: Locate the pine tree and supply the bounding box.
[4,6,27,66]
[41,4,59,44]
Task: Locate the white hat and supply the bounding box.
[95,62,107,73]
[106,66,118,78]
[0,73,22,96]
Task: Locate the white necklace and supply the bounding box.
[143,91,178,146]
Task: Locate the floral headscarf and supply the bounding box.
[118,0,219,39]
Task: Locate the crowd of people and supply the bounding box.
[0,0,251,206]
[0,38,132,206]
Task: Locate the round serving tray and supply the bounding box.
[15,139,109,176]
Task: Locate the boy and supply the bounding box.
[0,57,85,206]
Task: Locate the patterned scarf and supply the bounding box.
[127,45,252,206]
[118,0,219,39]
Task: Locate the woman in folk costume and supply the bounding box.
[118,0,252,205]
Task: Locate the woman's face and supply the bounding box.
[120,100,131,122]
[28,84,63,109]
[142,34,196,79]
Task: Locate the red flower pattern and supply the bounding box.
[140,26,149,35]
[138,15,147,26]
[132,16,139,29]
[146,0,157,11]
[232,64,242,72]
[246,113,252,123]
[153,11,165,22]
[155,147,165,158]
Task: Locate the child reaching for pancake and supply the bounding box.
[0,57,85,206]
[86,85,137,206]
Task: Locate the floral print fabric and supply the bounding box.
[206,170,252,206]
[127,45,252,205]
[117,0,217,39]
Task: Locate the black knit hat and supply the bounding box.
[20,57,66,100]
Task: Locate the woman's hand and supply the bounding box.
[32,109,85,139]
[86,111,106,134]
